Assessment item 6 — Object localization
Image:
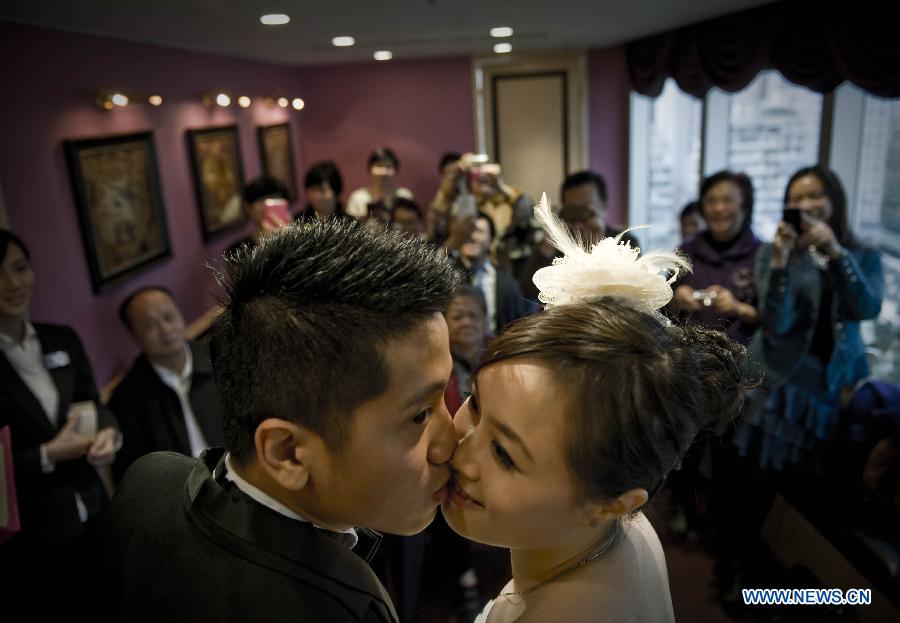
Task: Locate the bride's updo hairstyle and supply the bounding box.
[476,297,753,505]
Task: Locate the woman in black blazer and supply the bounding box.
[0,229,119,613]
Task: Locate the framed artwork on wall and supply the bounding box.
[64,131,171,293]
[257,122,297,201]
[186,125,246,239]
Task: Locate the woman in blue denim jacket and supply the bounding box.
[737,166,883,470]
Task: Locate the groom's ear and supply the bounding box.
[584,487,649,523]
[254,418,320,490]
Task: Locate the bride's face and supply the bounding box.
[441,360,592,549]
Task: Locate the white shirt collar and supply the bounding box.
[151,343,192,384]
[0,319,36,350]
[223,453,358,548]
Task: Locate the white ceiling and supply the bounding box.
[0,0,772,65]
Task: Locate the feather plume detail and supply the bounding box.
[531,193,691,315]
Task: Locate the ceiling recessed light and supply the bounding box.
[148,95,163,106]
[237,96,251,108]
[216,93,231,107]
[292,98,305,110]
[260,14,290,25]
[493,43,513,54]
[331,36,355,47]
[490,26,514,38]
[277,97,289,108]
[111,93,129,107]
[373,50,393,61]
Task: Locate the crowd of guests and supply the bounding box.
[1,142,896,621]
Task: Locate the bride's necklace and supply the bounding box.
[501,520,623,599]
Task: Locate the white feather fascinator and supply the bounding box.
[532,193,691,318]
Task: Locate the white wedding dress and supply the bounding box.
[474,581,526,623]
[473,597,495,623]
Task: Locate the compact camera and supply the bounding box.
[691,288,718,307]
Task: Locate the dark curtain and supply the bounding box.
[626,2,900,98]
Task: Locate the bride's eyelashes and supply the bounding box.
[491,440,517,471]
[467,394,516,470]
[467,394,481,422]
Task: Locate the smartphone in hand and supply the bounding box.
[367,199,389,222]
[451,194,478,220]
[262,198,290,229]
[782,207,803,235]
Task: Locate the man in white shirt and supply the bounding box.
[108,286,224,482]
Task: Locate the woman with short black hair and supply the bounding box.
[671,170,761,344]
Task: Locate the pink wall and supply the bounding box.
[296,58,475,208]
[587,46,632,228]
[0,21,303,382]
[296,50,631,223]
[0,20,632,384]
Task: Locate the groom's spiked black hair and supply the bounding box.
[211,219,460,463]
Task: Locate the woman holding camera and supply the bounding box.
[671,170,761,344]
[708,166,884,612]
[667,170,761,546]
[738,165,883,470]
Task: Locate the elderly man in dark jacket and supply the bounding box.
[108,286,224,482]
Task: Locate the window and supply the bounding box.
[630,76,900,381]
[630,71,823,249]
[706,71,824,240]
[629,79,702,251]
[846,90,900,381]
[855,94,900,254]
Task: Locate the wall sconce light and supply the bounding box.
[95,88,300,112]
[265,95,305,111]
[96,90,130,110]
[203,91,232,108]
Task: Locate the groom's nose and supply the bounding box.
[426,404,456,466]
[449,413,478,480]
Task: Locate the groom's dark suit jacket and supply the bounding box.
[102,449,399,623]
